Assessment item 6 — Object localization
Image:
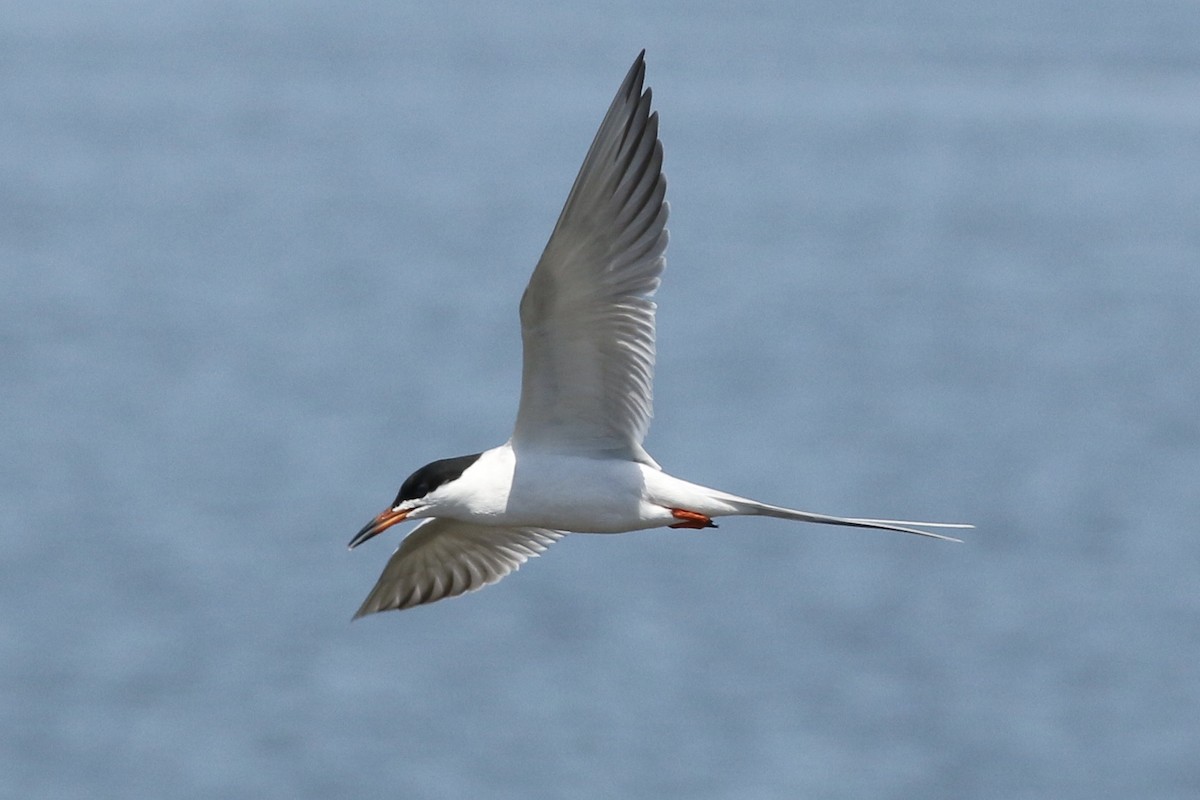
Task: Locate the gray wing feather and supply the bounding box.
[513,51,668,463]
[353,519,564,617]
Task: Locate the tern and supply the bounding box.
[348,51,969,617]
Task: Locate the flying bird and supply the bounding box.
[349,52,969,617]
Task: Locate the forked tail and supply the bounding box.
[733,498,971,542]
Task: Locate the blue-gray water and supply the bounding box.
[4,2,1198,798]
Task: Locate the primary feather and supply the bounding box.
[513,51,667,464]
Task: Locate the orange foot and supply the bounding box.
[669,508,718,530]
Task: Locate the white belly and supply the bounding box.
[503,453,668,532]
[440,447,739,533]
[432,445,744,533]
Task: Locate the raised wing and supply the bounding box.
[512,51,668,463]
[353,519,564,617]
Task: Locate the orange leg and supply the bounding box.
[669,508,718,529]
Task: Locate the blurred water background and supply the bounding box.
[3,2,1198,797]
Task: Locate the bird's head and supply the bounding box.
[347,452,483,549]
